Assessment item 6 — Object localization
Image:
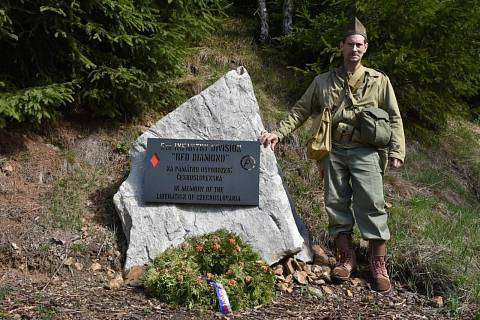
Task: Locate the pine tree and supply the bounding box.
[0,0,228,127]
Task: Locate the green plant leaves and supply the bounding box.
[0,0,229,127]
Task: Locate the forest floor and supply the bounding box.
[0,121,478,320]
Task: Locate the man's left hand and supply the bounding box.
[388,158,403,169]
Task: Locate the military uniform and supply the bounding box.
[273,65,405,241]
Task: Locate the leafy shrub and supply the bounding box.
[0,0,228,127]
[277,0,480,129]
[143,230,275,312]
[0,82,77,128]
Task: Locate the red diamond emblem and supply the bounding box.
[150,153,159,167]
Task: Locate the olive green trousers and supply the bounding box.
[323,145,390,240]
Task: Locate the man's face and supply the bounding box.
[340,34,368,63]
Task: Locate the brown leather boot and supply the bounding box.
[369,240,392,292]
[332,233,357,281]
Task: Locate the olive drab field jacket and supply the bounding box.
[273,66,406,162]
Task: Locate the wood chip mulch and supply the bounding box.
[2,267,477,320]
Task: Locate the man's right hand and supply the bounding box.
[260,130,279,150]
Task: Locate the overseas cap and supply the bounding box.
[344,17,367,41]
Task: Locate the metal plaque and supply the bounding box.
[143,138,260,205]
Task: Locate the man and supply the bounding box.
[260,18,405,292]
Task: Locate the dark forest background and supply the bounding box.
[1,0,479,129]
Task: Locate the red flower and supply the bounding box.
[195,243,204,252]
[212,242,221,252]
[228,279,237,286]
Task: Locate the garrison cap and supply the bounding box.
[344,17,367,41]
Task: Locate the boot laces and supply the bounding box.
[337,249,354,268]
[372,256,388,278]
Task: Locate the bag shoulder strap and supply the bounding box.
[345,65,367,105]
[332,90,346,118]
[331,83,348,125]
[312,70,347,135]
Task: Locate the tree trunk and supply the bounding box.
[257,0,270,42]
[282,0,293,35]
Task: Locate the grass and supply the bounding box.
[43,167,104,230]
[389,196,480,299]
[42,123,140,231]
[33,292,56,320]
[71,241,87,253]
[0,285,13,300]
[384,120,480,308]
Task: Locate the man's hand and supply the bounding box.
[388,157,403,169]
[260,130,279,150]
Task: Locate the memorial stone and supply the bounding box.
[114,67,312,270]
[143,138,260,205]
